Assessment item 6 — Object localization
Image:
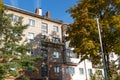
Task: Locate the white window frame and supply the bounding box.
[41,23,48,33]
[53,51,59,58]
[88,69,92,75]
[79,68,84,75]
[28,32,34,39]
[29,19,35,27]
[54,66,60,73]
[53,26,58,32]
[12,15,19,22]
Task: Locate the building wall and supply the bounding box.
[7,10,62,37]
[6,6,64,80]
[62,60,93,80]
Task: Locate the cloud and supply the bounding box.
[10,0,18,7]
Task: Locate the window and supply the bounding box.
[66,49,76,58]
[53,26,58,32]
[27,49,34,55]
[54,66,60,73]
[29,19,35,26]
[66,67,75,74]
[110,53,114,58]
[41,49,48,61]
[41,63,48,77]
[52,37,60,43]
[41,49,47,54]
[88,69,92,75]
[41,35,49,40]
[41,23,48,33]
[28,33,34,39]
[79,68,84,75]
[12,15,19,22]
[53,51,59,58]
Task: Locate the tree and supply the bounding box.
[67,0,120,79]
[0,1,42,79]
[0,0,3,15]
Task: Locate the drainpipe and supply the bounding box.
[84,60,88,80]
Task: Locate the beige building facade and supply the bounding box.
[6,5,65,80]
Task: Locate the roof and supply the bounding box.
[4,4,64,24]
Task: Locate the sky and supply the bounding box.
[3,0,78,23]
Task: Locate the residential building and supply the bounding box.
[6,5,65,80]
[6,4,94,80]
[5,4,120,80]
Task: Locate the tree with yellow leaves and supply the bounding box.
[67,0,120,79]
[0,0,3,13]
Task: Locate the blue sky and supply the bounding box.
[3,0,78,23]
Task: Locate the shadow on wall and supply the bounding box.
[20,33,64,80]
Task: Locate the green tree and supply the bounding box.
[0,1,42,79]
[67,0,120,79]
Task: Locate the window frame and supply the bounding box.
[12,15,19,22]
[66,67,75,74]
[88,69,92,75]
[28,32,34,40]
[54,66,60,73]
[66,49,76,58]
[41,22,48,33]
[53,51,59,58]
[29,19,35,27]
[79,68,84,75]
[53,26,58,32]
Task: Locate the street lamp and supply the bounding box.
[96,17,108,80]
[81,11,108,80]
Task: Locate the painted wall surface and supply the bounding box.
[62,59,93,80]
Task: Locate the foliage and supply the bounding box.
[16,75,29,80]
[0,0,2,13]
[0,2,43,79]
[90,71,104,80]
[90,70,120,80]
[67,0,120,79]
[0,65,7,79]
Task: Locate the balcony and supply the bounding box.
[64,49,80,65]
[41,36,64,46]
[65,57,80,65]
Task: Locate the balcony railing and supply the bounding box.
[43,39,64,46]
[41,35,64,46]
[65,57,80,65]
